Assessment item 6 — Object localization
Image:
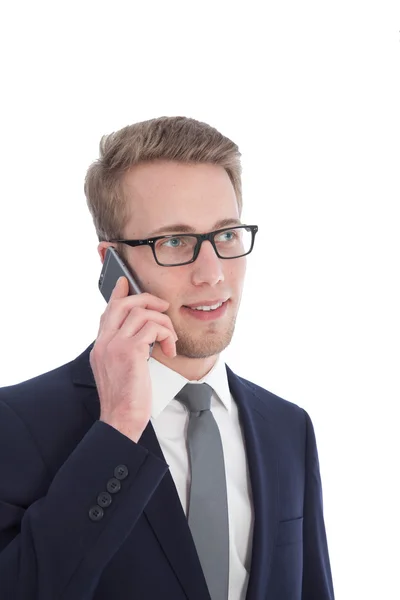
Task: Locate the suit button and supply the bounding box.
[114,464,129,480]
[106,478,121,494]
[97,491,113,508]
[89,505,104,521]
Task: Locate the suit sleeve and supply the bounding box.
[302,410,335,600]
[0,399,169,600]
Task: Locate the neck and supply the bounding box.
[152,347,219,381]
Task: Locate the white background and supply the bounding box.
[1,1,399,597]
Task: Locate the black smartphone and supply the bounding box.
[99,247,142,302]
[98,247,154,357]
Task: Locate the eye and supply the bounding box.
[215,230,237,242]
[163,237,181,247]
[159,236,190,248]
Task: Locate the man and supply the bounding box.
[0,116,334,599]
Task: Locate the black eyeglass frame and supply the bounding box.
[109,224,259,267]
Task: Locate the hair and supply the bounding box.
[84,116,243,247]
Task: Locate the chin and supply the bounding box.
[175,325,236,359]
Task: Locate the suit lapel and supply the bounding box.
[226,365,280,600]
[73,344,211,600]
[139,425,211,600]
[73,344,279,600]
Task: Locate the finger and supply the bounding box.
[96,277,128,337]
[134,321,177,358]
[110,276,129,300]
[102,293,170,334]
[118,307,178,341]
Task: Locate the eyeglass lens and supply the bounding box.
[154,227,252,265]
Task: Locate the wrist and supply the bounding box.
[99,416,145,443]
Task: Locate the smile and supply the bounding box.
[181,300,229,321]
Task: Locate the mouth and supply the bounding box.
[181,299,230,321]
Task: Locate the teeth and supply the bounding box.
[192,302,223,311]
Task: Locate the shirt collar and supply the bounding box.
[148,353,232,419]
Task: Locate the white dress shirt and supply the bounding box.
[148,353,254,600]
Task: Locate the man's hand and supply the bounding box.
[90,277,178,442]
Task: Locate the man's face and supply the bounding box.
[101,161,247,361]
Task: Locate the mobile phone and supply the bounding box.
[99,247,143,302]
[98,247,154,357]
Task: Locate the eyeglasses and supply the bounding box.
[109,225,259,267]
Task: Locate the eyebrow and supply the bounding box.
[147,218,243,237]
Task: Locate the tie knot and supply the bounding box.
[175,382,213,413]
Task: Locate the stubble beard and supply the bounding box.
[174,310,238,359]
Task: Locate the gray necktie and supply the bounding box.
[176,383,229,600]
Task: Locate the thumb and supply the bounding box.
[111,276,129,299]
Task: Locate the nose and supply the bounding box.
[190,240,224,286]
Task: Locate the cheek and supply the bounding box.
[228,258,246,287]
[142,271,181,303]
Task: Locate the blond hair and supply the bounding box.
[84,116,242,242]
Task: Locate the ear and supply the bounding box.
[97,242,113,264]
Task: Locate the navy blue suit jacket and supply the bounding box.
[0,344,334,599]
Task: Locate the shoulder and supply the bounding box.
[227,365,312,440]
[233,368,306,418]
[0,342,95,411]
[0,354,79,416]
[0,346,97,471]
[234,371,320,452]
[230,370,321,466]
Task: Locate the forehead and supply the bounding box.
[122,161,239,237]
